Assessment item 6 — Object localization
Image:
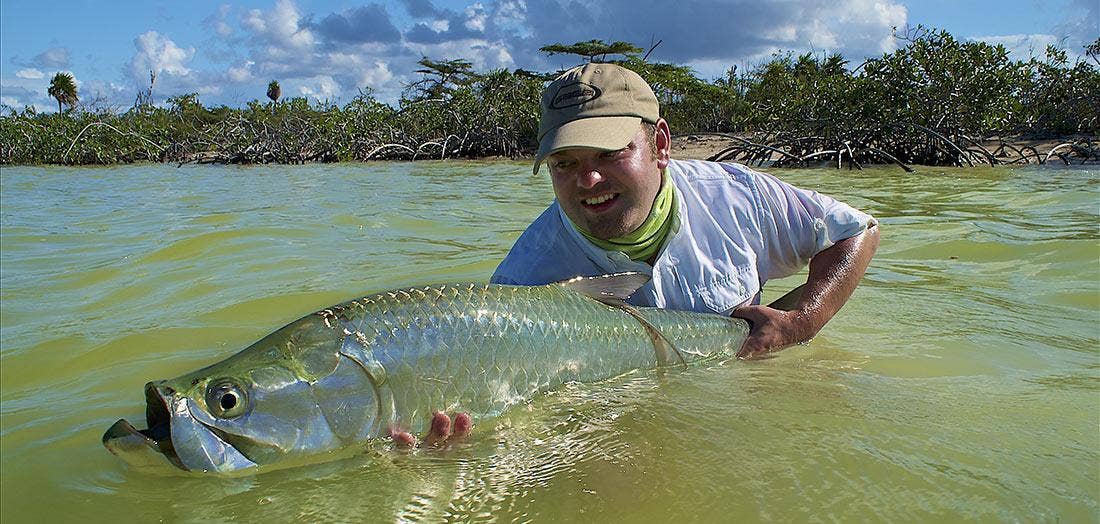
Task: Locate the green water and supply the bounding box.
[1,162,1097,522]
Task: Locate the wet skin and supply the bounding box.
[733,225,879,359]
[546,120,672,240]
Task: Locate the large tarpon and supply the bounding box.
[103,273,752,473]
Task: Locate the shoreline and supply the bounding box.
[2,134,1095,168]
[161,134,1100,168]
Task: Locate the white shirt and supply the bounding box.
[491,159,876,315]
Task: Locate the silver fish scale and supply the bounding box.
[334,283,747,433]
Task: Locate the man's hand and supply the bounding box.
[732,225,880,359]
[734,306,814,358]
[732,306,808,359]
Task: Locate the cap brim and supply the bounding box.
[533,116,642,174]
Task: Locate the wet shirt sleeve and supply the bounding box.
[749,169,876,280]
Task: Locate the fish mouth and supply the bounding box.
[103,382,258,472]
[102,383,186,470]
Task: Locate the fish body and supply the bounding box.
[103,274,748,473]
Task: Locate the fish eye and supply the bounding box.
[205,379,249,419]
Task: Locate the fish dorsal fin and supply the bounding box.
[557,272,650,302]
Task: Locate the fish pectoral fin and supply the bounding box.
[559,273,685,367]
[557,272,650,302]
[598,298,687,368]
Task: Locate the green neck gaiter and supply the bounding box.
[572,171,677,262]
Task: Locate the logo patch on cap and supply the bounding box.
[550,82,602,109]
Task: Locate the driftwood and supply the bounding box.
[365,143,416,159]
[1043,143,1074,164]
[63,121,165,162]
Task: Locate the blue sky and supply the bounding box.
[2,0,1096,111]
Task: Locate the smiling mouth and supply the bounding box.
[583,193,618,211]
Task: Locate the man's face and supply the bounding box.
[547,121,670,240]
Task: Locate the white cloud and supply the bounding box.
[195,84,224,96]
[801,18,839,50]
[1,96,20,107]
[406,38,516,72]
[464,3,488,32]
[493,0,528,32]
[129,31,196,82]
[750,0,908,58]
[243,0,315,51]
[764,25,799,43]
[831,0,908,55]
[16,69,44,80]
[215,20,233,37]
[360,61,394,88]
[211,4,234,37]
[200,3,235,43]
[297,75,340,101]
[33,47,71,69]
[227,61,255,83]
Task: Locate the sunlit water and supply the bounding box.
[1,161,1096,522]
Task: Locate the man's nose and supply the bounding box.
[576,167,604,189]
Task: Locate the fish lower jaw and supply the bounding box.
[102,418,187,471]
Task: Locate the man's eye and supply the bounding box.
[553,160,575,169]
[601,149,624,159]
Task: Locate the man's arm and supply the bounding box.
[732,225,880,359]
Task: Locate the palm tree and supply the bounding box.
[48,72,79,114]
[267,80,281,104]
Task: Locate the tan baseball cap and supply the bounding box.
[534,63,659,174]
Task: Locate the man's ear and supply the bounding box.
[655,118,671,169]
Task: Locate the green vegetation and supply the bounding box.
[2,28,1097,166]
[540,40,645,62]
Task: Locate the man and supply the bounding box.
[491,63,879,359]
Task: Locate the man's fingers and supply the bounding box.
[390,411,473,450]
[731,305,769,336]
[452,412,472,437]
[731,304,766,321]
[389,426,417,448]
[424,411,452,446]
